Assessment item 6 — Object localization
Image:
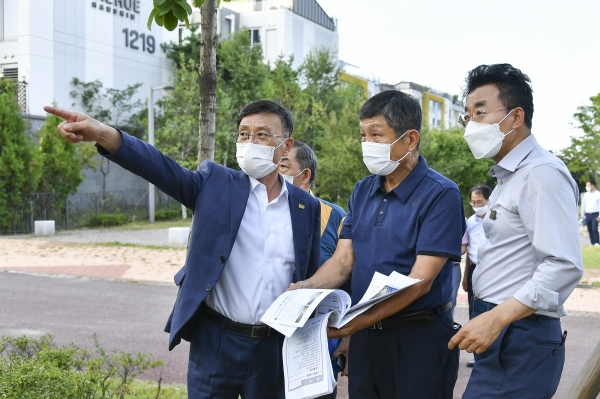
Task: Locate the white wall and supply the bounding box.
[0,0,178,118]
[238,8,338,68]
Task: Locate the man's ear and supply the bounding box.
[408,129,420,152]
[282,138,294,157]
[510,108,525,130]
[303,169,312,189]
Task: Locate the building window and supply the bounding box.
[2,0,18,41]
[249,28,261,46]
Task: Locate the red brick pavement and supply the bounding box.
[0,265,130,279]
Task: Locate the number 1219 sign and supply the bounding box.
[123,28,155,54]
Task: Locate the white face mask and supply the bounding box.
[463,109,515,159]
[361,130,412,176]
[585,186,591,192]
[472,204,489,216]
[282,169,308,187]
[236,139,286,179]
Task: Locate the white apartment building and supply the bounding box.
[0,0,177,130]
[186,0,339,69]
[396,81,463,130]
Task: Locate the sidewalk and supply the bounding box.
[1,227,599,314]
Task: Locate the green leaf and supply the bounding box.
[192,0,206,8]
[147,8,156,30]
[157,0,172,16]
[155,12,164,26]
[163,11,179,31]
[184,15,190,29]
[171,2,187,21]
[154,0,168,5]
[176,0,193,14]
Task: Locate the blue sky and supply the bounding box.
[318,0,600,151]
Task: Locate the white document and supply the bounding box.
[282,313,335,399]
[264,271,422,399]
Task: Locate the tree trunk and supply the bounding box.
[197,0,218,166]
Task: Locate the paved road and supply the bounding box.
[1,271,599,398]
[0,271,189,384]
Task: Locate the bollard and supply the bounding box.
[169,227,190,245]
[34,220,55,236]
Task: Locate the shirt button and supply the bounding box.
[380,211,383,215]
[383,199,388,203]
[205,284,212,291]
[219,256,226,263]
[499,180,503,185]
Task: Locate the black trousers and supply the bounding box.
[467,263,476,319]
[585,212,599,245]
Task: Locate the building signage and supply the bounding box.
[91,0,141,20]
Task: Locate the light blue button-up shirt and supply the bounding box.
[473,135,583,318]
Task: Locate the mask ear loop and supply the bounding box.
[391,130,420,162]
[273,138,289,167]
[498,109,516,137]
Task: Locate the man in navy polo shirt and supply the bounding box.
[290,90,465,398]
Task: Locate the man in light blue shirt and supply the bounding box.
[449,64,583,399]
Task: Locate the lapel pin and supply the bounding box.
[298,204,305,209]
[490,210,497,220]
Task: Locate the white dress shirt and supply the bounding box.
[466,214,485,264]
[473,135,583,318]
[204,175,295,324]
[581,189,600,216]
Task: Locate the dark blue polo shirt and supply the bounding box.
[340,155,465,311]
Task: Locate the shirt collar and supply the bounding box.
[249,174,289,200]
[368,155,429,203]
[491,135,538,176]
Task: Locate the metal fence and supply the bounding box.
[0,190,181,235]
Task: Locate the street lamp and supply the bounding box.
[148,85,174,224]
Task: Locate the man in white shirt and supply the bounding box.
[581,180,600,246]
[43,100,322,399]
[449,64,583,398]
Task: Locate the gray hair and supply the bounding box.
[292,140,317,184]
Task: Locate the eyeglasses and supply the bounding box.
[470,200,487,207]
[458,107,515,128]
[231,132,285,145]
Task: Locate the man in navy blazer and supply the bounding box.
[44,100,321,399]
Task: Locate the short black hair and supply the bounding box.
[292,140,317,184]
[462,64,534,129]
[469,184,492,200]
[236,100,294,137]
[359,90,422,150]
[588,180,596,187]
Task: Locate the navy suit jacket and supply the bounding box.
[100,132,321,350]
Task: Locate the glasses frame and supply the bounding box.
[458,107,515,128]
[231,132,286,145]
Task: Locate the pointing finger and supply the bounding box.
[44,105,77,121]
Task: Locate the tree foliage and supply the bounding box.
[558,93,600,186]
[37,113,84,199]
[0,80,41,229]
[70,78,145,190]
[420,126,496,213]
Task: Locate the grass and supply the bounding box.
[103,219,192,231]
[93,241,178,251]
[127,380,187,398]
[582,246,600,269]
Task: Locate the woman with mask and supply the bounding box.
[461,184,492,367]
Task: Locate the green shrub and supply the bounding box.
[0,334,186,399]
[154,209,181,221]
[87,213,129,227]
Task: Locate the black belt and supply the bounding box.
[203,306,273,338]
[471,298,556,321]
[370,301,452,329]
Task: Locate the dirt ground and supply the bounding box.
[1,227,599,314]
